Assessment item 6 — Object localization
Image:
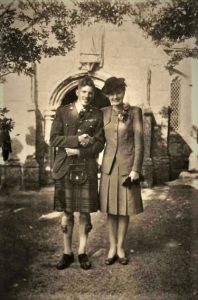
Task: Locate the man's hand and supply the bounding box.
[65,148,80,156]
[129,170,139,181]
[78,134,93,147]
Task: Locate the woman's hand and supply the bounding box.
[65,148,80,156]
[129,170,139,181]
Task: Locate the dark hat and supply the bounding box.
[102,77,126,95]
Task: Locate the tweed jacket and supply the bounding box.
[50,102,105,180]
[101,105,144,176]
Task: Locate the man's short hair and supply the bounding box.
[78,76,95,90]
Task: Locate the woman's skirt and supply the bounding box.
[99,160,143,216]
[54,174,99,213]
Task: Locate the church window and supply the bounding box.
[170,77,181,130]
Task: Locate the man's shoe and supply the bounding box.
[78,253,91,270]
[56,253,74,270]
[105,255,118,265]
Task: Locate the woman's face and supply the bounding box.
[107,89,125,106]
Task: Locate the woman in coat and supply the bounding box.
[50,76,104,270]
[99,77,144,265]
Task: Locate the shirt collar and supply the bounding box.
[74,101,91,114]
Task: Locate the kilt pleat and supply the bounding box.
[54,175,99,213]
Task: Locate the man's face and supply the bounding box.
[76,85,95,107]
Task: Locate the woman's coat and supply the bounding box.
[101,105,144,176]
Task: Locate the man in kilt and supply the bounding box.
[50,76,105,270]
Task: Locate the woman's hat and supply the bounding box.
[102,77,126,95]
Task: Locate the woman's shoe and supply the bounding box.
[56,253,74,270]
[78,253,91,270]
[105,255,118,265]
[118,256,129,265]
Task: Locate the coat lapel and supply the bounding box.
[103,106,112,126]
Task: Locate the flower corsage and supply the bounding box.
[118,103,130,122]
[79,106,93,120]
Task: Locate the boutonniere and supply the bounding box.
[79,109,85,119]
[79,106,93,119]
[118,103,130,122]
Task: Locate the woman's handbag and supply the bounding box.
[68,162,88,185]
[122,175,144,188]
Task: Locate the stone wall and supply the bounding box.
[142,107,171,185]
[142,109,154,187]
[169,131,192,180]
[0,156,39,191]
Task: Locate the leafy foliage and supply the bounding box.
[0,0,78,80]
[0,108,15,132]
[73,0,198,67]
[0,0,133,81]
[132,0,198,67]
[73,0,131,25]
[0,0,197,78]
[133,0,198,44]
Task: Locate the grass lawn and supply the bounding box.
[0,181,198,300]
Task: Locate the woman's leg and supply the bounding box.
[61,212,74,254]
[78,213,92,254]
[117,215,129,258]
[107,214,118,258]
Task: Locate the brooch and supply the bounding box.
[118,103,130,122]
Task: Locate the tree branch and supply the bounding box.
[0,0,16,19]
[0,71,15,78]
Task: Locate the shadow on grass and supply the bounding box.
[126,184,195,297]
[0,192,55,299]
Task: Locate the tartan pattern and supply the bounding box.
[54,175,99,213]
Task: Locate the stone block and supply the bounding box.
[170,156,189,180]
[169,132,192,157]
[152,125,168,157]
[143,111,153,158]
[142,158,153,187]
[23,155,40,190]
[3,159,22,189]
[153,156,170,184]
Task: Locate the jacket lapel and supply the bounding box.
[103,106,112,126]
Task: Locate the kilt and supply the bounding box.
[99,159,143,216]
[54,173,99,213]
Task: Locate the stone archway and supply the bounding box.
[49,73,109,108]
